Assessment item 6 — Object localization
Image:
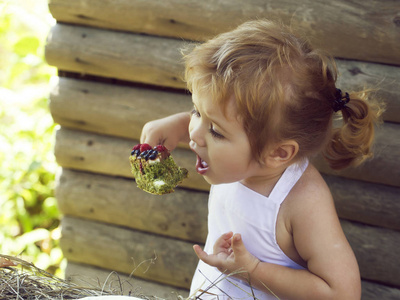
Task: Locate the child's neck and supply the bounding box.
[240,164,288,198]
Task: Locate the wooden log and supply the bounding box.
[341,220,400,288]
[361,280,400,300]
[65,262,189,299]
[47,0,400,66]
[49,77,192,141]
[45,24,185,89]
[66,261,400,300]
[323,174,400,231]
[56,169,208,243]
[56,169,400,234]
[60,216,400,288]
[54,125,400,189]
[46,26,400,122]
[60,216,198,289]
[54,127,210,191]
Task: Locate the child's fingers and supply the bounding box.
[231,233,248,257]
[223,231,234,239]
[193,245,219,267]
[213,232,233,252]
[193,245,210,262]
[231,233,243,252]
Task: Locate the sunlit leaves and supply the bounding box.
[0,0,63,277]
[0,0,56,88]
[13,36,40,56]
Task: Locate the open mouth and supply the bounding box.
[196,155,209,175]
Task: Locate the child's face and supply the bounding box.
[189,92,260,185]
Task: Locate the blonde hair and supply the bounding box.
[183,20,384,170]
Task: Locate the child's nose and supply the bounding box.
[189,119,206,147]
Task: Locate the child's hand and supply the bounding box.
[193,232,260,278]
[140,112,191,150]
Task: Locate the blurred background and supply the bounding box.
[0,0,64,276]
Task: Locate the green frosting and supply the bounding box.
[129,155,188,195]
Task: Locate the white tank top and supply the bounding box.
[190,160,309,299]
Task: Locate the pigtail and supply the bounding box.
[323,90,384,170]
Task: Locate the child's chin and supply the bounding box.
[202,175,218,185]
[203,175,233,186]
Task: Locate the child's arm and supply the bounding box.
[140,112,191,150]
[194,184,361,300]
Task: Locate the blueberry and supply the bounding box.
[143,150,152,160]
[149,152,157,160]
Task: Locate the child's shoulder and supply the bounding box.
[294,163,331,198]
[283,163,335,219]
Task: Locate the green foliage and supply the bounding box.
[0,0,64,276]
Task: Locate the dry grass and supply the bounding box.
[0,254,278,300]
[0,254,118,299]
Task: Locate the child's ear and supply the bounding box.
[263,140,299,168]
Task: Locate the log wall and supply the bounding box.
[48,0,400,65]
[46,1,400,299]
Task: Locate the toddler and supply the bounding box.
[141,20,383,300]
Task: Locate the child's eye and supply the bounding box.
[209,125,224,139]
[191,108,200,117]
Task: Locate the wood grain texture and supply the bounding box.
[65,262,189,299]
[48,0,400,65]
[323,174,400,231]
[61,216,198,289]
[60,216,400,289]
[46,26,400,122]
[361,280,400,300]
[45,24,185,89]
[49,77,193,141]
[56,169,208,243]
[341,220,400,288]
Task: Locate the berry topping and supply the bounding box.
[131,149,140,156]
[154,145,167,152]
[132,144,141,151]
[140,143,152,153]
[131,144,170,160]
[149,151,158,160]
[142,150,152,160]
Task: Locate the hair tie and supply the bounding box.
[332,89,350,112]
